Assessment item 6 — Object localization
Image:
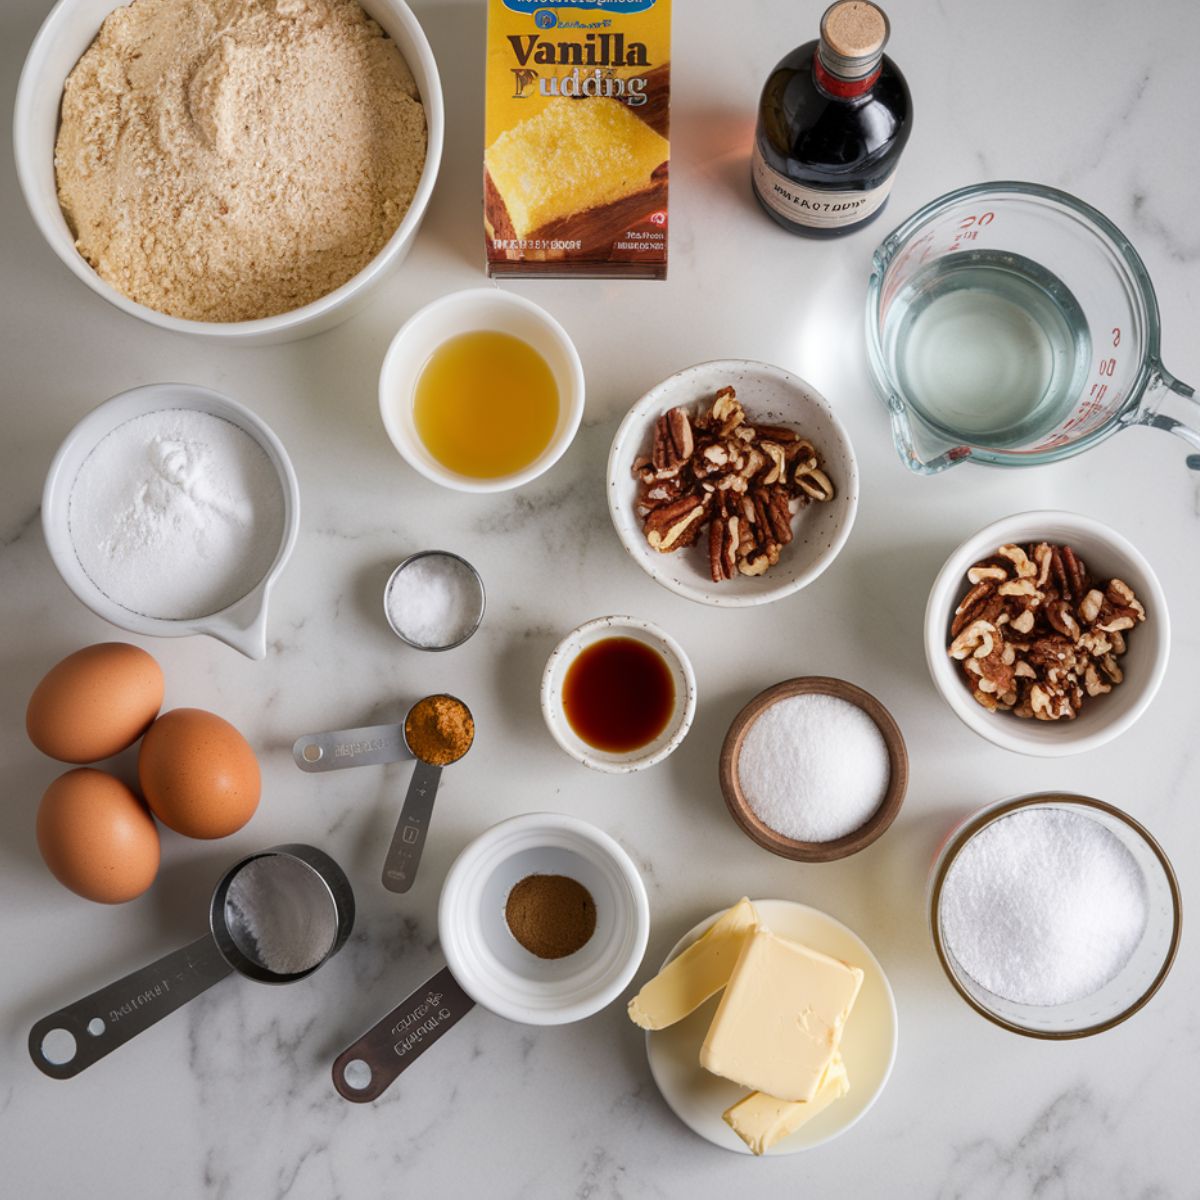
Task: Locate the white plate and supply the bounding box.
[607,360,859,607]
[645,899,898,1155]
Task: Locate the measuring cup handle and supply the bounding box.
[29,935,233,1079]
[1142,368,1200,459]
[382,760,443,894]
[332,965,475,1103]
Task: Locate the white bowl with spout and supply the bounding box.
[42,384,300,659]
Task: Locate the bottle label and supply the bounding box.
[752,146,894,229]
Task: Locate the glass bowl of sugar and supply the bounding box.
[929,794,1181,1038]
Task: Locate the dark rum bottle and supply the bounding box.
[752,1,911,237]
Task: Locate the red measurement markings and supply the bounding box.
[949,211,994,252]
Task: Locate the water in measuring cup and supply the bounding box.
[888,250,1091,446]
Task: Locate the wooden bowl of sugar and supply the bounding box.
[719,677,908,862]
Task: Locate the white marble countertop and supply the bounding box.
[2,0,1198,1195]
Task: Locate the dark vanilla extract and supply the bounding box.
[563,637,675,753]
[752,0,912,238]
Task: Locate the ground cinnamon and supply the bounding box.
[404,695,474,766]
[505,874,596,960]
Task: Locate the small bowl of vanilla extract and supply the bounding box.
[540,616,697,773]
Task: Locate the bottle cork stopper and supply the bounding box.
[821,1,889,61]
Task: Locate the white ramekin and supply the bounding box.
[924,510,1170,757]
[13,0,443,344]
[541,616,697,773]
[42,383,300,659]
[379,288,586,493]
[438,813,649,1026]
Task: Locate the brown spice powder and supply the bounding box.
[505,874,597,960]
[404,695,473,766]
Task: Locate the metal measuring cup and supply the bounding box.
[292,695,474,894]
[29,844,354,1079]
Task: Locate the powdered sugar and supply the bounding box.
[738,693,890,842]
[940,807,1148,1006]
[68,408,285,620]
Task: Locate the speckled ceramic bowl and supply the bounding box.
[540,616,696,773]
[607,360,859,607]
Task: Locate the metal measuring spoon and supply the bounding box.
[381,694,474,895]
[29,845,354,1079]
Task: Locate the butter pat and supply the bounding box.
[700,928,863,1103]
[628,898,758,1030]
[723,1055,850,1155]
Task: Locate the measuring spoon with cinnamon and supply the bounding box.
[291,693,474,893]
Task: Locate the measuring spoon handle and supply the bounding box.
[29,935,234,1079]
[332,965,475,1102]
[292,724,412,772]
[381,759,442,894]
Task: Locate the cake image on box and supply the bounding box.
[485,1,671,279]
[485,97,668,260]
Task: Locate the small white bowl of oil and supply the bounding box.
[379,288,585,493]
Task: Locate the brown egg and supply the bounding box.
[138,708,261,839]
[37,769,160,903]
[27,643,164,764]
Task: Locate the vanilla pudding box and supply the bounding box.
[484,0,671,279]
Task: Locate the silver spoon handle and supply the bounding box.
[29,935,233,1079]
[331,965,475,1103]
[381,760,443,894]
[292,724,412,772]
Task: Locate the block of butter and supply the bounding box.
[700,928,863,1103]
[723,1054,850,1156]
[627,898,758,1030]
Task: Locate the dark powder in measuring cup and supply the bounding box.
[505,874,596,959]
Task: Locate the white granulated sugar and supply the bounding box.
[223,855,338,977]
[68,409,285,620]
[387,555,481,648]
[940,807,1148,1007]
[738,694,890,842]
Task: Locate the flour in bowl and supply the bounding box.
[55,0,427,322]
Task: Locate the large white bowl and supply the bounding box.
[379,288,585,493]
[13,0,444,344]
[924,511,1170,757]
[607,360,859,607]
[438,813,649,1027]
[42,383,300,659]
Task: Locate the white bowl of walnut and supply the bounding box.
[607,360,859,607]
[925,511,1170,757]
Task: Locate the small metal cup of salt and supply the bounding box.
[384,550,485,651]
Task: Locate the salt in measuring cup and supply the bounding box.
[29,844,354,1078]
[866,181,1197,474]
[292,694,475,893]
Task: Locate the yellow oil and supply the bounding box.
[412,331,560,478]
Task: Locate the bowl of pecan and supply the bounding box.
[607,360,859,606]
[925,511,1170,756]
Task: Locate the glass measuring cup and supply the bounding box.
[29,845,354,1078]
[866,181,1197,473]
